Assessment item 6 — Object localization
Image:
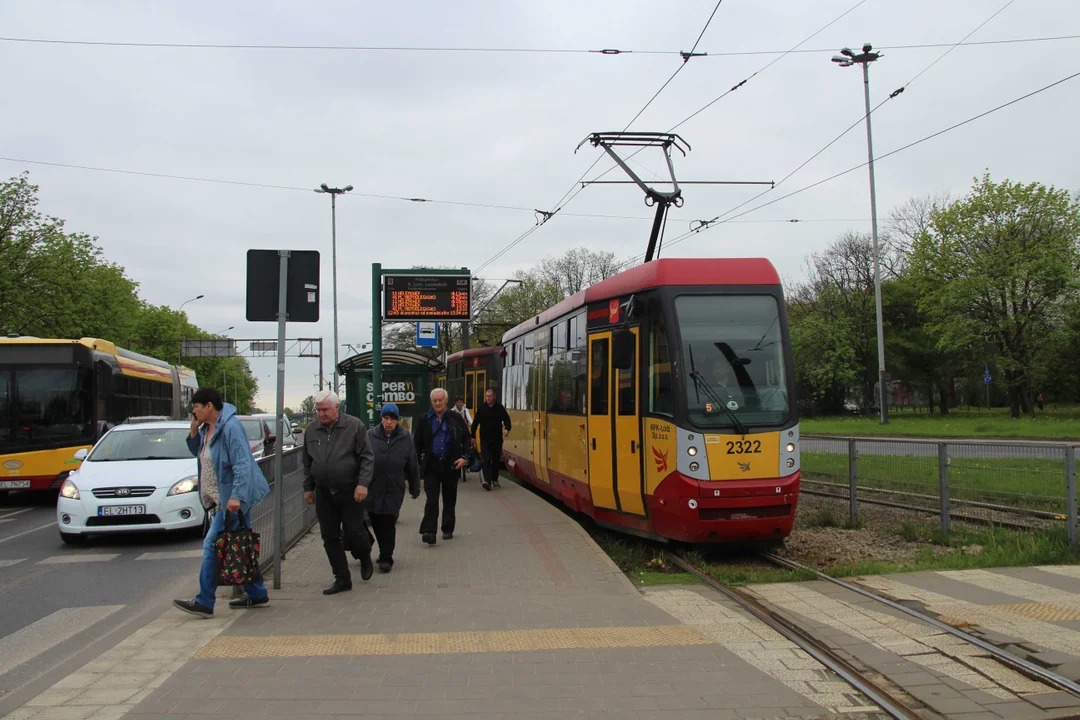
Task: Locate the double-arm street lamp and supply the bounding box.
[314,183,353,397]
[833,43,888,424]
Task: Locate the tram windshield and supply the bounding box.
[674,295,790,429]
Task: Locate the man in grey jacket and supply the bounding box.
[303,391,375,594]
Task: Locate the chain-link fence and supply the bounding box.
[250,446,315,580]
[801,435,1079,549]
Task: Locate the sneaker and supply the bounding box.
[229,595,270,609]
[378,561,392,573]
[482,481,491,491]
[493,479,501,488]
[173,599,212,619]
[422,533,436,545]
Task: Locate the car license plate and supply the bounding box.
[0,480,30,489]
[98,505,146,516]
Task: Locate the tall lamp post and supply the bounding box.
[314,183,353,398]
[833,43,888,424]
[176,295,204,364]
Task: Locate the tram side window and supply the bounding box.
[649,304,674,416]
[590,338,609,415]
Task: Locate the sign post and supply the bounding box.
[371,266,470,417]
[246,249,320,590]
[984,367,992,410]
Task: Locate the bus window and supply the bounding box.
[0,371,10,444]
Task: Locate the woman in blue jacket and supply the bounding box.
[174,387,271,618]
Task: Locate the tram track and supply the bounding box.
[759,552,1080,699]
[661,550,922,720]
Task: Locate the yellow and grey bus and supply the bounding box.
[0,337,198,493]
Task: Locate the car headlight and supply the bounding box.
[60,478,80,500]
[168,475,199,496]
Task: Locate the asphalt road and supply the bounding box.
[0,490,204,711]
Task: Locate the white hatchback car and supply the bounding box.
[56,421,207,544]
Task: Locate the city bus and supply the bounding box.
[0,337,199,493]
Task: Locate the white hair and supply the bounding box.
[314,390,340,406]
[430,387,448,400]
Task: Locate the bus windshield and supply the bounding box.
[0,367,95,454]
[675,295,790,429]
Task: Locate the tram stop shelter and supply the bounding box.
[337,349,443,433]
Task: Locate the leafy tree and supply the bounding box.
[300,395,316,414]
[909,173,1080,417]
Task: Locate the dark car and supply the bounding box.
[237,416,275,460]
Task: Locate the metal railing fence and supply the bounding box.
[801,435,1079,551]
[250,446,315,578]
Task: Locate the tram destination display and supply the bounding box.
[383,274,471,321]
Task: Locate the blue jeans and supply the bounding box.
[195,507,268,609]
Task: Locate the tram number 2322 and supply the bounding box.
[726,440,763,455]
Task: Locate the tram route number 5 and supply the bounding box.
[725,439,762,455]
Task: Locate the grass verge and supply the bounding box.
[802,406,1080,440]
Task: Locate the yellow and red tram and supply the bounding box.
[498,258,800,545]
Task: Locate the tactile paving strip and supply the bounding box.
[194,624,713,658]
[991,602,1080,623]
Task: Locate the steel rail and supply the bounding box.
[662,551,921,720]
[762,552,1080,697]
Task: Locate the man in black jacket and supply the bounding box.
[302,391,375,595]
[413,388,470,545]
[471,389,512,491]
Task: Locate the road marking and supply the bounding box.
[0,508,34,519]
[0,519,12,524]
[0,522,55,544]
[0,605,125,677]
[136,550,204,561]
[38,554,121,565]
[0,558,26,568]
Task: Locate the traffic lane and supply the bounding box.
[0,491,59,544]
[0,520,203,638]
[0,520,205,700]
[803,437,1067,460]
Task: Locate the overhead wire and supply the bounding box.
[632,69,1080,258]
[0,33,1075,56]
[612,0,1023,270]
[474,0,726,274]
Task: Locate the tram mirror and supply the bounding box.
[612,329,634,370]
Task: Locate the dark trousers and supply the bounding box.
[480,440,502,486]
[369,512,398,565]
[315,486,370,582]
[420,459,459,535]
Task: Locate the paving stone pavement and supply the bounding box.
[2,474,885,720]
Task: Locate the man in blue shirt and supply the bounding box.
[412,388,470,545]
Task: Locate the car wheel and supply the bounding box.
[60,531,88,545]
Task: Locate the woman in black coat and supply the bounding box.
[366,403,421,572]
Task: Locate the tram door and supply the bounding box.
[465,369,486,411]
[532,346,550,484]
[613,328,644,515]
[587,333,617,509]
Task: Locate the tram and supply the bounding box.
[439,346,504,416]
[498,258,799,545]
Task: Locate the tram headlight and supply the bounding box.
[689,461,700,472]
[786,443,795,453]
[688,499,698,509]
[786,458,795,468]
[687,446,698,456]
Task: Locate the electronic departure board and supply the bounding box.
[383,274,471,321]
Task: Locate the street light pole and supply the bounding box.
[314,184,353,398]
[833,43,888,424]
[176,295,204,365]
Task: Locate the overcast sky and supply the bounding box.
[2,0,1077,409]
